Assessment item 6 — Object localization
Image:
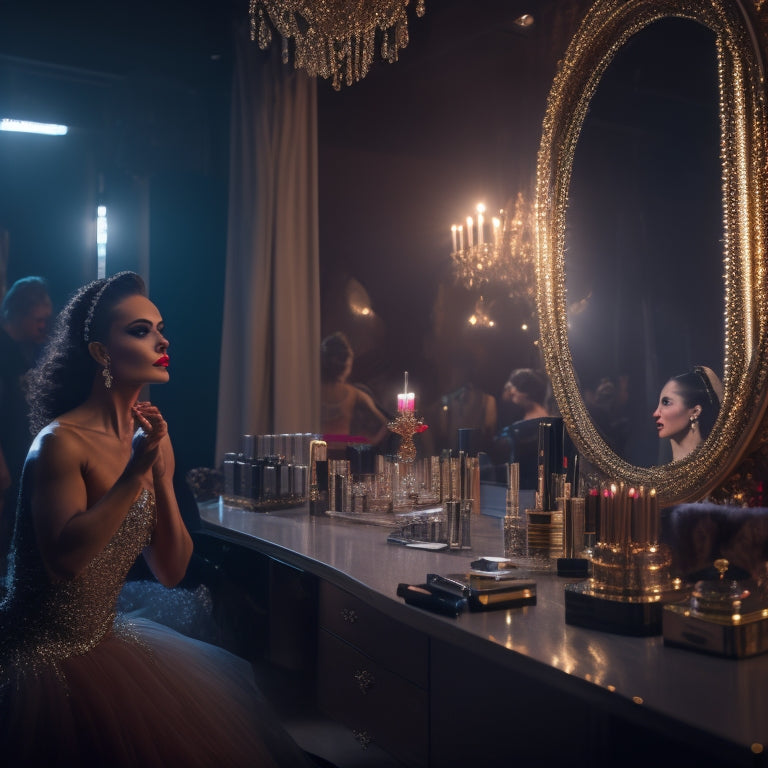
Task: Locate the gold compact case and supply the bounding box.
[663,559,768,658]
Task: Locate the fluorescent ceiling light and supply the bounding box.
[0,119,68,136]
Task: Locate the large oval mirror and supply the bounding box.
[536,0,768,505]
[566,18,722,469]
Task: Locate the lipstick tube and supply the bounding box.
[309,440,328,516]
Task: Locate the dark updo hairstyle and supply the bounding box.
[27,272,146,434]
[669,366,722,440]
[320,332,353,383]
[508,368,548,406]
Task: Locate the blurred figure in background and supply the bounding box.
[320,332,390,451]
[501,368,550,422]
[424,347,498,456]
[0,276,52,571]
[492,368,551,487]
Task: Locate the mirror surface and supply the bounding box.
[537,0,768,504]
[566,18,723,468]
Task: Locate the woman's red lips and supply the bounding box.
[153,354,170,367]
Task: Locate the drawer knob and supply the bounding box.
[341,607,358,624]
[353,668,376,693]
[352,729,371,749]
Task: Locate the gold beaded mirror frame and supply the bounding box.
[536,0,768,505]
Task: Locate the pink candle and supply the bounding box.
[397,393,415,411]
[397,371,415,411]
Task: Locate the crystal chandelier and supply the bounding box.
[450,191,536,298]
[250,0,426,91]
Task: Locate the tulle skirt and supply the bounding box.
[1,617,311,768]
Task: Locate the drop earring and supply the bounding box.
[689,415,697,431]
[102,354,113,390]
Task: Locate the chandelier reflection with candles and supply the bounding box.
[450,191,536,298]
[249,0,426,90]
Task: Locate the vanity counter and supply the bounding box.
[199,501,768,766]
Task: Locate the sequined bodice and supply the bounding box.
[0,489,156,680]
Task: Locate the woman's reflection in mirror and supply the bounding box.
[319,332,390,454]
[653,365,723,462]
[502,368,550,422]
[491,369,551,486]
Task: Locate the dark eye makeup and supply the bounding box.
[125,320,165,338]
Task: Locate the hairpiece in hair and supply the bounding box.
[82,271,135,344]
[82,281,110,344]
[693,365,721,409]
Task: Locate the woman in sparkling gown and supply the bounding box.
[0,272,312,767]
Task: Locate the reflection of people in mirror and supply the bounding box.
[653,365,723,461]
[492,369,550,486]
[320,331,389,449]
[501,368,550,421]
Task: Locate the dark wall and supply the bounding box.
[0,0,234,474]
[316,0,590,413]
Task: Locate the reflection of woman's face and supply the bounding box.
[652,381,700,440]
[504,383,525,405]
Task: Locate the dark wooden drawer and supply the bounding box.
[317,628,428,768]
[319,581,428,688]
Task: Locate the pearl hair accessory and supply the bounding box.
[82,281,111,344]
[82,271,134,344]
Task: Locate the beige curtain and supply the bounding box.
[216,27,320,463]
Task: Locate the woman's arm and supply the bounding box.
[31,425,150,580]
[133,402,193,587]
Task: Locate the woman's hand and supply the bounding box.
[129,401,168,478]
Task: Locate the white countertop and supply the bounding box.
[199,500,768,759]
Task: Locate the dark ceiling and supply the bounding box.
[0,0,239,82]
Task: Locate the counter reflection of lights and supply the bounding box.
[0,118,68,136]
[96,206,108,279]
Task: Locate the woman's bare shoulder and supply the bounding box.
[33,419,91,454]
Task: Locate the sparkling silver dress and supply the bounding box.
[0,488,311,767]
